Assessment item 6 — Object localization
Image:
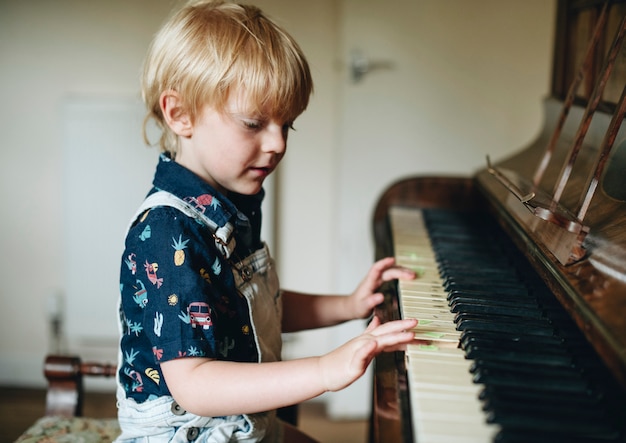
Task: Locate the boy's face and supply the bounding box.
[175,90,292,196]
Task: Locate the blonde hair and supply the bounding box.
[141,0,313,155]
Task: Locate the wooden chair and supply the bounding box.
[15,355,120,442]
[44,354,117,417]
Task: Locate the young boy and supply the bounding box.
[116,1,417,441]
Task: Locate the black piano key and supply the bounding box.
[454,312,553,328]
[469,358,581,377]
[466,346,575,367]
[484,400,613,438]
[483,392,609,421]
[487,409,620,438]
[463,339,575,362]
[448,290,538,306]
[460,330,566,347]
[444,281,529,295]
[450,301,544,318]
[495,430,623,443]
[454,317,557,337]
[438,264,519,278]
[479,384,609,406]
[472,366,590,393]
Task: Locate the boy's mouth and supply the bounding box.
[250,166,272,176]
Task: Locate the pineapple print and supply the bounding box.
[172,235,190,266]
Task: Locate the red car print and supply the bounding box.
[188,302,212,329]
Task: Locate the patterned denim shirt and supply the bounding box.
[118,153,265,403]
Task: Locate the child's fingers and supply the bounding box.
[368,318,417,337]
[365,315,382,332]
[381,266,417,282]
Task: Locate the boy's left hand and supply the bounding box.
[347,257,416,319]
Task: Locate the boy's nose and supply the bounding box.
[263,125,287,155]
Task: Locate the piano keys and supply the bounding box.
[369,1,626,442]
[388,205,625,442]
[390,206,499,443]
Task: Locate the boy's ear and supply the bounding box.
[160,90,193,137]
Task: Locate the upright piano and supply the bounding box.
[370,1,626,442]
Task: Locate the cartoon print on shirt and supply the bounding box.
[124,348,139,366]
[139,225,151,241]
[122,348,144,393]
[123,318,131,335]
[145,367,160,385]
[129,321,143,336]
[139,209,151,223]
[184,194,221,214]
[144,260,163,288]
[133,280,148,308]
[212,256,222,275]
[188,346,206,357]
[178,310,191,324]
[219,337,235,357]
[153,312,163,337]
[188,302,213,329]
[124,367,144,393]
[124,253,137,275]
[152,346,163,361]
[200,268,212,283]
[172,235,189,266]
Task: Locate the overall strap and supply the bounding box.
[129,190,237,259]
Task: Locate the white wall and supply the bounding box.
[0,0,185,385]
[0,0,555,417]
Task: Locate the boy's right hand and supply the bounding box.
[318,316,417,392]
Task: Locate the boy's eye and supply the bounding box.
[243,119,262,130]
[239,116,294,133]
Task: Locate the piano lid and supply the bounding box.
[476,0,626,387]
